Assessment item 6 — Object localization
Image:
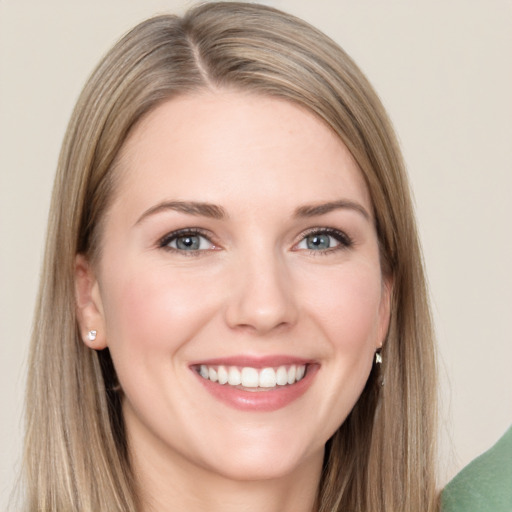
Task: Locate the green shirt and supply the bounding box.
[442,426,512,511]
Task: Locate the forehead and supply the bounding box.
[112,90,372,218]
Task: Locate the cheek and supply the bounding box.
[100,263,222,364]
[303,263,384,351]
[291,263,384,439]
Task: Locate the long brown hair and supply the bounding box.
[21,3,437,510]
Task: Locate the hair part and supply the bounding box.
[21,3,438,511]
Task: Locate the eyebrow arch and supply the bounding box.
[294,200,371,221]
[135,201,227,225]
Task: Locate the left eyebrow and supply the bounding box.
[294,200,371,221]
[134,200,227,226]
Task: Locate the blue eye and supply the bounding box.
[296,229,352,252]
[160,230,214,252]
[304,233,334,250]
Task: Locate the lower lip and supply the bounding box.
[193,365,319,412]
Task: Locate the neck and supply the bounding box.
[141,467,320,512]
[129,433,323,512]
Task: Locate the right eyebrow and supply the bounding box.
[134,201,227,226]
[294,199,371,222]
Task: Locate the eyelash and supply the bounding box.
[157,227,353,255]
[296,228,353,255]
[158,228,216,255]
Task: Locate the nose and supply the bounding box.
[224,250,299,335]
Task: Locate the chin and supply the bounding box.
[193,428,326,483]
[205,449,322,483]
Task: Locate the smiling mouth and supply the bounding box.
[195,364,307,390]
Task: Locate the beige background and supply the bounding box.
[1,0,511,506]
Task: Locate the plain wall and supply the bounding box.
[1,0,511,506]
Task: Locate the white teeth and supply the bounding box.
[198,363,307,388]
[208,367,218,383]
[287,365,296,385]
[227,367,241,386]
[259,368,276,388]
[241,367,259,387]
[217,365,228,385]
[276,366,288,386]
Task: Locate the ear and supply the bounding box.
[75,254,107,350]
[376,275,393,349]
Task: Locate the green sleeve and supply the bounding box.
[441,425,512,512]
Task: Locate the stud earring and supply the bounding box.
[87,330,97,342]
[375,350,382,364]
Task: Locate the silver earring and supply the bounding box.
[87,330,97,342]
[375,350,382,364]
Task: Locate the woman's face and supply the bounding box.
[77,91,390,483]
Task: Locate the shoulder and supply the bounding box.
[441,425,512,512]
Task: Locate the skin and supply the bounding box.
[75,90,391,512]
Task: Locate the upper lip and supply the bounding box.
[190,355,315,368]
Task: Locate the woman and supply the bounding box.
[20,2,438,511]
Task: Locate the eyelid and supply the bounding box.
[293,227,353,252]
[158,228,218,252]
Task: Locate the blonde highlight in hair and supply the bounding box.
[21,3,438,511]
